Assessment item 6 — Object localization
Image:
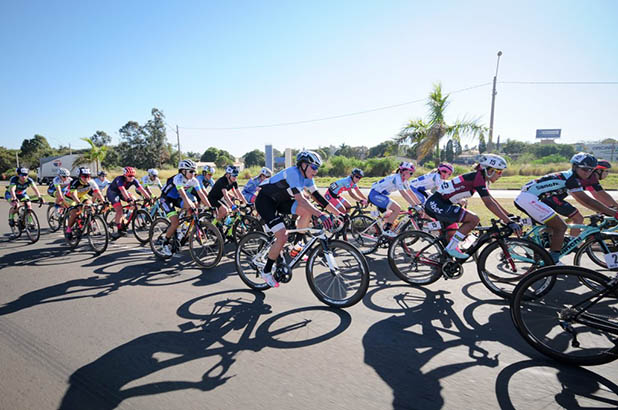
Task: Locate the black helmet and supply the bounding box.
[351,168,364,177]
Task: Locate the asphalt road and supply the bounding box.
[0,202,617,410]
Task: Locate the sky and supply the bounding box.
[1,0,617,157]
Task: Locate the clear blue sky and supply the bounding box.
[1,0,617,157]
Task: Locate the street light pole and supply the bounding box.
[488,51,503,147]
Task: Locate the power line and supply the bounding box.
[500,81,618,85]
[178,82,493,131]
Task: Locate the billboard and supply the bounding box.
[536,129,561,139]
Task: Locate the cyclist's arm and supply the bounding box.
[197,188,212,208]
[9,185,17,201]
[118,186,132,202]
[178,187,196,209]
[295,192,324,217]
[67,189,80,203]
[93,190,105,203]
[399,189,419,207]
[351,187,367,202]
[589,189,618,209]
[571,190,617,216]
[221,189,235,208]
[233,187,247,205]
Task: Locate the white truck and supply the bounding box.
[37,154,98,185]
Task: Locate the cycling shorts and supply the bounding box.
[324,190,349,211]
[368,189,394,213]
[160,196,182,217]
[5,192,28,202]
[255,193,296,233]
[424,193,467,224]
[514,191,576,223]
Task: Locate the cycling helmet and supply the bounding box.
[98,171,107,177]
[147,168,159,177]
[57,168,70,177]
[260,167,272,177]
[201,165,214,174]
[399,161,416,173]
[596,160,611,170]
[78,167,91,176]
[570,152,597,168]
[123,166,137,177]
[225,165,239,177]
[351,168,364,178]
[296,150,323,167]
[478,154,507,170]
[17,167,29,176]
[438,162,454,173]
[178,159,197,171]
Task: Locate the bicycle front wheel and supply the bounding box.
[87,215,109,254]
[189,221,224,268]
[387,230,443,285]
[346,215,380,255]
[62,213,81,249]
[132,209,152,244]
[511,266,618,366]
[24,209,41,243]
[477,238,553,299]
[46,204,62,232]
[232,215,262,243]
[149,217,173,260]
[235,231,272,291]
[305,239,369,308]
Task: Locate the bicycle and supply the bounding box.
[510,265,618,366]
[8,197,43,243]
[46,202,69,232]
[202,204,262,245]
[387,219,553,299]
[234,217,370,308]
[62,202,110,254]
[105,199,153,244]
[149,209,224,268]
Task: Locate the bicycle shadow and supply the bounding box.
[58,289,352,410]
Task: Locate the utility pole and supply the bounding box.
[69,143,72,155]
[176,125,181,160]
[489,51,503,146]
[16,152,19,167]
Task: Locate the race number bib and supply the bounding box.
[437,180,456,195]
[604,252,618,269]
[422,221,442,232]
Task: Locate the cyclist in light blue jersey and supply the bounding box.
[242,167,272,203]
[324,168,368,213]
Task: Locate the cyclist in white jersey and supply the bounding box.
[408,163,453,204]
[140,169,162,198]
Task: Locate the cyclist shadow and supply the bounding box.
[495,359,618,409]
[363,286,507,409]
[58,289,352,410]
[0,246,76,270]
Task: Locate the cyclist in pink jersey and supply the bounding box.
[324,168,368,213]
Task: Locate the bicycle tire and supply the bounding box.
[573,235,618,270]
[189,220,224,268]
[346,215,380,255]
[235,231,272,291]
[23,209,41,243]
[510,265,618,366]
[305,239,370,308]
[232,215,262,244]
[62,212,82,249]
[149,217,173,260]
[387,230,443,285]
[46,204,62,232]
[132,209,152,244]
[476,237,554,299]
[87,214,109,254]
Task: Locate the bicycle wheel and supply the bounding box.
[511,266,618,366]
[346,215,380,255]
[23,209,40,243]
[149,217,173,260]
[574,235,618,270]
[87,215,109,254]
[235,231,272,291]
[189,220,224,268]
[477,238,554,299]
[387,230,443,285]
[62,213,82,249]
[305,239,370,308]
[232,215,262,243]
[131,209,152,244]
[46,204,62,232]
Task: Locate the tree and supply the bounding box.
[142,108,168,168]
[185,151,201,160]
[397,83,486,167]
[91,131,112,147]
[445,140,454,162]
[368,141,398,158]
[243,149,265,167]
[76,137,108,173]
[0,146,18,174]
[453,139,463,157]
[201,147,220,162]
[502,139,529,155]
[118,121,147,167]
[20,134,54,167]
[478,134,487,154]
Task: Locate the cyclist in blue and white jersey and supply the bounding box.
[198,165,216,192]
[324,168,368,213]
[368,162,420,237]
[48,168,73,206]
[515,152,618,263]
[242,167,272,204]
[6,167,43,228]
[255,151,341,287]
[140,169,163,198]
[408,163,453,204]
[95,171,111,192]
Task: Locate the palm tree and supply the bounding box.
[397,83,486,166]
[76,137,108,173]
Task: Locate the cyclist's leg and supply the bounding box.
[425,193,473,257]
[516,192,565,262]
[255,194,290,287]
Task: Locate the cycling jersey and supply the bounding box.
[408,172,443,203]
[140,175,162,189]
[436,170,489,203]
[161,174,202,200]
[521,170,586,199]
[581,173,603,192]
[94,177,111,190]
[242,176,262,202]
[108,175,142,194]
[198,175,214,190]
[370,173,410,195]
[48,176,72,195]
[69,178,100,200]
[328,176,357,197]
[7,176,35,196]
[208,175,239,206]
[258,166,319,203]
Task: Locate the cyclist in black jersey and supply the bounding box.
[207,165,247,224]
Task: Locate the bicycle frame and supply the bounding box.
[567,276,618,336]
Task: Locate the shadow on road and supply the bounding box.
[58,289,351,410]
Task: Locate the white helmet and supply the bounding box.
[296,150,323,167]
[478,154,507,170]
[201,165,213,174]
[225,165,239,176]
[147,168,159,177]
[260,167,272,177]
[178,159,197,171]
[57,168,70,177]
[399,161,416,173]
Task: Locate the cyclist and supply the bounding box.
[324,168,368,213]
[409,162,454,205]
[158,159,211,256]
[198,165,216,192]
[514,152,618,263]
[47,168,73,207]
[6,167,44,229]
[425,154,520,259]
[140,168,163,198]
[64,167,106,239]
[107,166,151,238]
[255,150,340,287]
[367,162,420,237]
[95,171,111,191]
[207,165,247,224]
[580,159,618,209]
[242,167,272,204]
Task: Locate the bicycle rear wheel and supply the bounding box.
[235,231,272,291]
[346,215,380,255]
[149,217,173,260]
[24,209,40,243]
[387,230,443,285]
[47,204,62,232]
[511,266,618,366]
[62,213,82,249]
[189,221,224,268]
[87,215,109,254]
[132,209,152,244]
[305,239,370,308]
[232,215,262,243]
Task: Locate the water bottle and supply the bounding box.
[224,215,233,226]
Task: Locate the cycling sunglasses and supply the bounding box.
[309,164,319,171]
[578,166,595,171]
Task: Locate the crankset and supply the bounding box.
[442,260,464,279]
[274,263,293,283]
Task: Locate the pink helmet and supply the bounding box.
[438,162,454,174]
[399,161,416,173]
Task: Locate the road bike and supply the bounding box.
[510,265,618,366]
[235,217,370,308]
[105,199,153,243]
[387,219,553,299]
[8,197,43,243]
[62,202,110,254]
[201,204,262,245]
[46,202,69,232]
